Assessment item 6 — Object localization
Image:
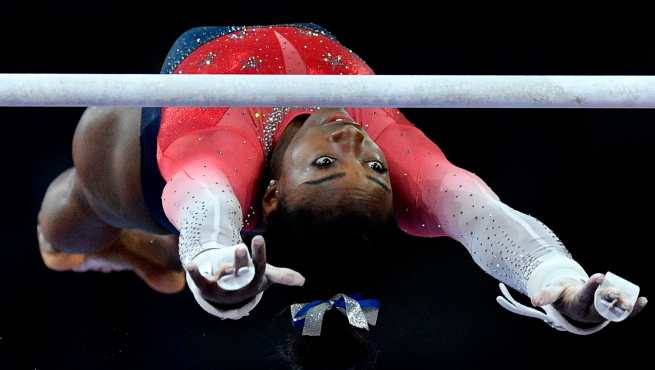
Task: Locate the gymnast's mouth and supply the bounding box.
[323,111,361,128]
[324,119,362,129]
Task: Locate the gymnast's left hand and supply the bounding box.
[186,235,305,306]
[531,273,648,323]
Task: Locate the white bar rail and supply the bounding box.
[1,74,654,108]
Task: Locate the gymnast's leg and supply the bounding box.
[37,107,185,293]
[38,167,119,256]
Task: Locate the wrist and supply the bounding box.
[186,271,263,319]
[206,295,258,311]
[526,254,588,299]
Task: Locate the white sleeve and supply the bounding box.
[162,169,259,319]
[162,169,243,265]
[432,168,588,298]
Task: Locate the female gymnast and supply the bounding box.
[36,23,646,369]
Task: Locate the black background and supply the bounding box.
[0,2,652,369]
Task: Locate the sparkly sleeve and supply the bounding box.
[158,127,265,316]
[158,125,265,231]
[161,166,244,266]
[158,124,265,262]
[161,169,262,318]
[158,125,264,271]
[375,124,588,297]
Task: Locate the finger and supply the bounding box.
[187,263,218,293]
[200,260,234,282]
[599,286,622,303]
[577,273,605,308]
[265,264,305,287]
[595,286,629,318]
[531,284,566,307]
[251,235,267,276]
[630,297,648,317]
[215,263,235,279]
[233,245,250,276]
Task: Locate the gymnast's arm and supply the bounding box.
[374,122,646,327]
[159,127,304,319]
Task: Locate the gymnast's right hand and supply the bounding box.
[186,235,305,306]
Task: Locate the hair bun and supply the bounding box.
[277,308,378,370]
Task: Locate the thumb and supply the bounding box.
[265,264,306,287]
[531,283,566,307]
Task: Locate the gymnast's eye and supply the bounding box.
[367,160,387,173]
[313,156,336,168]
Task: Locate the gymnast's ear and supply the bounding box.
[262,179,280,221]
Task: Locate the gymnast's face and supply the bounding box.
[263,108,393,223]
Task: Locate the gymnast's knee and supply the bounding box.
[38,169,77,251]
[38,168,118,253]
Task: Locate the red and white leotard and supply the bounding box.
[156,25,446,236]
[157,25,588,318]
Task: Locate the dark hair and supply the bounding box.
[263,111,396,369]
[263,198,397,370]
[269,307,380,370]
[265,196,395,295]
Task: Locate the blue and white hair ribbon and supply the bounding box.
[290,293,380,336]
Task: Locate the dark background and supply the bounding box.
[0,2,652,369]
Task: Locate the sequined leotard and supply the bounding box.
[148,24,588,316]
[154,24,438,236]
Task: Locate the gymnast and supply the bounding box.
[36,22,646,366]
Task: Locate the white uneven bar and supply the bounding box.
[1,74,655,108]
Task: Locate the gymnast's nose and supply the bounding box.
[329,124,365,150]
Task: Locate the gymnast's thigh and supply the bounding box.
[71,107,168,234]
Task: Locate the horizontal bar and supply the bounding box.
[1,74,655,108]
